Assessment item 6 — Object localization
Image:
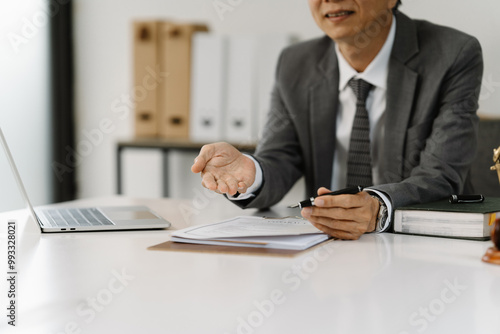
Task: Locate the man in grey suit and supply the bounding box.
[191,0,483,240]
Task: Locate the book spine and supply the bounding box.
[224,35,257,144]
[189,33,227,143]
[132,21,161,137]
[158,22,208,139]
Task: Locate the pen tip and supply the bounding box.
[288,204,299,208]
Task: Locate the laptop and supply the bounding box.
[0,128,171,232]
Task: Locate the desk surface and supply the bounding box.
[1,195,500,334]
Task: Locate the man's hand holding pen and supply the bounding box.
[191,142,381,240]
[301,187,380,240]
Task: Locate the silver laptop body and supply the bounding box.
[0,128,171,232]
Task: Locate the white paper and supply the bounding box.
[172,216,323,239]
[171,233,329,250]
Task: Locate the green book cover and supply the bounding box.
[395,197,500,240]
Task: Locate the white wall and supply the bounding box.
[402,0,500,117]
[73,0,500,200]
[0,0,52,210]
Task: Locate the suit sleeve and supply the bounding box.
[373,37,484,209]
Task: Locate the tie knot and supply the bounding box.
[348,78,373,103]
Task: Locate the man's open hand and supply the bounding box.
[191,142,256,196]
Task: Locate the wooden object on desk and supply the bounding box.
[490,145,500,184]
[482,142,500,265]
[471,119,500,197]
[482,218,500,265]
[148,240,335,258]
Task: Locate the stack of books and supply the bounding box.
[394,197,500,240]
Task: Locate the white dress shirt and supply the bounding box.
[232,18,397,232]
[331,17,397,232]
[332,16,396,190]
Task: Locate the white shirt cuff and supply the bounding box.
[227,154,263,201]
[365,188,392,232]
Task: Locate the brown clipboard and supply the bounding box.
[147,238,335,258]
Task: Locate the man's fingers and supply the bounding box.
[191,144,215,173]
[222,176,239,196]
[314,191,370,208]
[302,207,370,238]
[237,181,248,194]
[201,170,245,196]
[201,172,217,191]
[216,179,229,194]
[310,215,368,234]
[304,206,348,220]
[305,206,372,223]
[309,216,367,237]
[317,187,331,196]
[310,222,360,240]
[191,159,204,174]
[217,175,243,196]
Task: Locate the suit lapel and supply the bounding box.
[307,12,420,188]
[309,41,339,190]
[382,11,420,182]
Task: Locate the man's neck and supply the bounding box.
[337,14,393,73]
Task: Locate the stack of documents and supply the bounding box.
[171,216,330,250]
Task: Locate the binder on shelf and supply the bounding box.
[256,34,294,139]
[158,22,208,139]
[224,35,257,144]
[189,33,227,143]
[132,21,161,137]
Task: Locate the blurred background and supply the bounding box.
[1,0,499,210]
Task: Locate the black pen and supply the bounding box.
[449,194,484,204]
[288,186,364,209]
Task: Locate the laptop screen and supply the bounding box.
[0,128,39,224]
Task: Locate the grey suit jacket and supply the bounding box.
[238,11,483,210]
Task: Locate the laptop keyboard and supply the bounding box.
[42,208,114,227]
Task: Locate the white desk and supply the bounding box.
[1,195,500,334]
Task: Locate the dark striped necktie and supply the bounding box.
[346,78,373,188]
